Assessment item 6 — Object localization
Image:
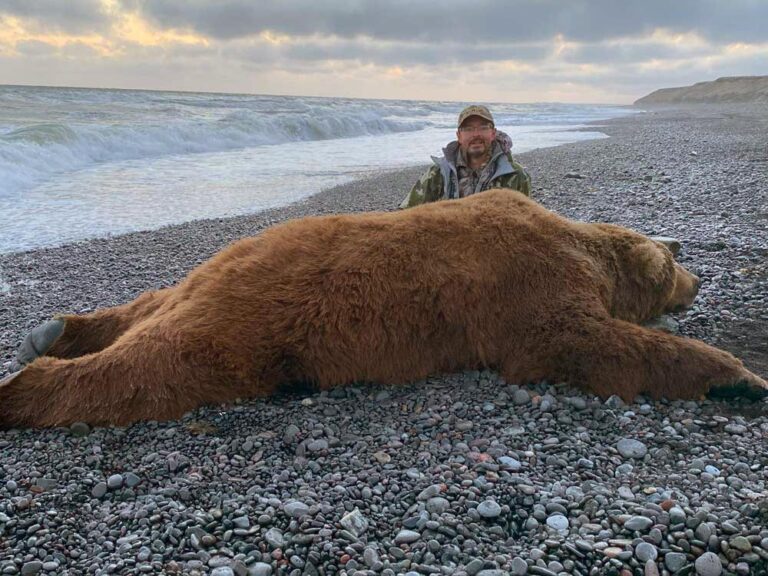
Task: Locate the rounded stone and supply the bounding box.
[617,438,648,459]
[735,562,750,575]
[498,456,522,471]
[625,515,654,532]
[724,423,747,434]
[477,500,502,519]
[694,552,722,576]
[510,557,528,576]
[307,439,328,452]
[548,561,564,572]
[645,558,661,576]
[665,552,688,573]
[264,528,285,548]
[546,514,569,533]
[565,396,586,410]
[20,562,43,576]
[512,389,530,405]
[525,517,539,531]
[91,482,108,499]
[363,547,380,567]
[283,501,309,518]
[465,559,484,575]
[417,484,442,500]
[635,542,658,562]
[426,497,450,514]
[394,530,421,544]
[248,563,273,576]
[729,536,751,552]
[695,523,713,542]
[124,472,141,488]
[107,474,124,489]
[669,506,686,525]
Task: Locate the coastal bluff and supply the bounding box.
[635,75,768,105]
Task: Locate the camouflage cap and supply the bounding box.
[458,105,494,127]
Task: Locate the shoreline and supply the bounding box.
[0,163,428,259]
[0,115,622,258]
[1,104,767,576]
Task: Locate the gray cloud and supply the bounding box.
[276,40,549,67]
[561,42,715,66]
[2,0,766,104]
[0,0,111,34]
[127,0,768,45]
[4,1,766,73]
[14,39,56,56]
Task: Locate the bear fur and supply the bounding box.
[1,190,765,427]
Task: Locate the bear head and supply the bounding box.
[604,231,700,323]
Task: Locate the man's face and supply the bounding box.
[457,116,496,160]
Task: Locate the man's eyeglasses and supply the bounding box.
[458,124,494,134]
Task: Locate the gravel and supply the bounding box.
[1,104,767,574]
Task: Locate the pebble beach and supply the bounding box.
[1,105,767,576]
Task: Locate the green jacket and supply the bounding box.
[400,132,531,209]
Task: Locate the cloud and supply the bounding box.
[560,33,714,66]
[128,0,768,45]
[223,34,549,69]
[14,39,56,56]
[0,0,112,34]
[1,0,767,103]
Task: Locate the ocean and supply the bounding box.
[0,85,636,254]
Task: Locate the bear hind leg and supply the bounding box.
[14,290,171,366]
[1,319,260,428]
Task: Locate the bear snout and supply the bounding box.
[666,263,700,312]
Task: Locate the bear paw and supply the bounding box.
[708,369,768,400]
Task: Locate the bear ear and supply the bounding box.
[629,241,672,286]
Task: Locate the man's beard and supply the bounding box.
[467,141,490,159]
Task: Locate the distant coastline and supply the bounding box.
[635,75,768,105]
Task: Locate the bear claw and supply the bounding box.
[11,318,65,370]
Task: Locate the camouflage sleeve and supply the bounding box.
[516,162,532,197]
[495,158,532,197]
[399,166,443,209]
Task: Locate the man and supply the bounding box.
[400,105,531,208]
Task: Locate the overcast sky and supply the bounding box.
[1,0,766,103]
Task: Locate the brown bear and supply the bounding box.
[1,190,765,428]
